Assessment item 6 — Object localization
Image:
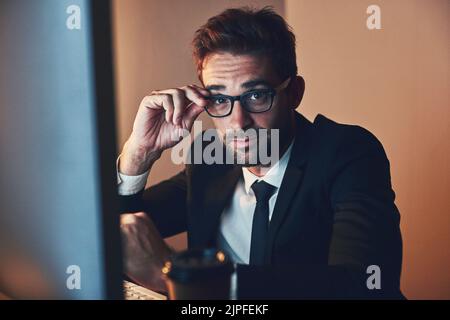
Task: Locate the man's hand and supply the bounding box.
[120,212,172,293]
[119,85,210,175]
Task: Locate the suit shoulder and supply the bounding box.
[312,114,387,158]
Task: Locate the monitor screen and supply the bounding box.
[0,0,122,299]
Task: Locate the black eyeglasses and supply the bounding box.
[203,78,291,118]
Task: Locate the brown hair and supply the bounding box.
[192,6,297,82]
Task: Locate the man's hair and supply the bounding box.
[192,6,297,82]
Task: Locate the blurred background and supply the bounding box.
[111,0,449,299]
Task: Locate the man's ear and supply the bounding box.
[289,75,305,110]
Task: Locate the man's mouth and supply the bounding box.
[232,136,257,148]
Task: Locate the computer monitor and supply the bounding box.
[0,0,123,299]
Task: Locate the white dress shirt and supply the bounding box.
[116,156,150,195]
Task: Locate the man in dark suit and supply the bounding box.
[117,7,403,299]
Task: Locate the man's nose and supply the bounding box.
[229,101,252,129]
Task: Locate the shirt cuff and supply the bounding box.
[116,155,149,196]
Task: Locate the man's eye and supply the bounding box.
[213,97,227,104]
[250,92,264,100]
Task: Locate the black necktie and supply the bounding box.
[250,180,276,265]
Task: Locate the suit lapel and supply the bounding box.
[266,113,313,262]
[195,165,242,248]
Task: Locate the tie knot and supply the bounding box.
[251,180,276,202]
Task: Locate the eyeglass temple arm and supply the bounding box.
[275,77,291,92]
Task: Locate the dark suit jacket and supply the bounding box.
[119,112,404,299]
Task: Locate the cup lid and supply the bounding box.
[162,248,234,283]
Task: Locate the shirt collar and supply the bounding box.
[242,139,295,195]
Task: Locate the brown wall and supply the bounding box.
[113,0,450,299]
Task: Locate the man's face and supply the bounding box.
[201,53,295,166]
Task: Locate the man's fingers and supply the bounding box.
[180,85,208,127]
[184,85,209,108]
[134,211,147,218]
[171,89,185,126]
[122,212,153,225]
[156,85,209,125]
[155,89,185,126]
[120,213,138,226]
[189,84,211,97]
[183,102,204,129]
[145,93,174,123]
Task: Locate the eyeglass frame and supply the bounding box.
[203,77,291,118]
